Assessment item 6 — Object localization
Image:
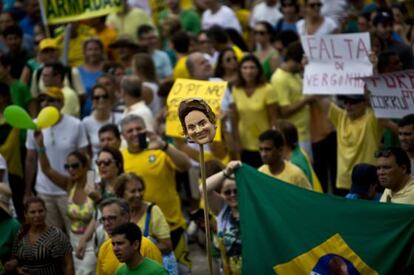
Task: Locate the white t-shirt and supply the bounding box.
[249,2,283,28]
[26,115,89,195]
[202,5,242,33]
[143,82,162,116]
[82,112,122,162]
[296,17,337,36]
[0,154,8,183]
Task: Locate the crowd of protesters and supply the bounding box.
[0,0,413,274]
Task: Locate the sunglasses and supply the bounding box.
[223,189,237,196]
[95,159,114,167]
[254,30,267,36]
[225,56,237,62]
[64,162,81,170]
[309,3,322,8]
[93,94,109,101]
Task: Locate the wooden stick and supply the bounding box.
[199,144,213,275]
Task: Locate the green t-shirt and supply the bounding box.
[10,80,32,109]
[0,217,20,262]
[115,258,168,275]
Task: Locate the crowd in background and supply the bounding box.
[0,0,413,274]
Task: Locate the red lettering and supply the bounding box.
[330,39,342,59]
[307,37,317,59]
[356,38,369,59]
[319,38,331,60]
[343,39,353,59]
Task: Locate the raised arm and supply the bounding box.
[34,131,70,190]
[202,161,241,216]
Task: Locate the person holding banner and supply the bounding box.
[233,54,278,168]
[318,94,397,194]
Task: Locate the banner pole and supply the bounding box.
[62,23,72,66]
[199,144,214,275]
[37,0,50,37]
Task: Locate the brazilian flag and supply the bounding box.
[235,165,414,274]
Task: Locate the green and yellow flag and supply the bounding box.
[235,165,414,274]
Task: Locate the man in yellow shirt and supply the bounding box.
[377,147,414,204]
[96,198,162,275]
[120,114,192,270]
[271,41,313,158]
[258,129,312,190]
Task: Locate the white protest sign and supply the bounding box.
[301,33,373,95]
[363,70,414,118]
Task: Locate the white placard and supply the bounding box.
[363,70,414,118]
[301,33,373,95]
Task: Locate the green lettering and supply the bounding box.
[55,0,67,16]
[68,0,81,15]
[46,0,58,18]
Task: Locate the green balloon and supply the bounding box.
[3,105,37,129]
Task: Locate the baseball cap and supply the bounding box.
[39,38,59,52]
[373,11,394,26]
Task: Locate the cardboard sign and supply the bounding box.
[363,70,414,118]
[301,33,373,95]
[43,0,122,25]
[166,79,227,141]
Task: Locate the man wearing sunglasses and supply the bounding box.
[25,86,89,233]
[376,147,414,204]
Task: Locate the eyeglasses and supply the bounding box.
[254,30,267,36]
[223,189,237,196]
[95,159,114,167]
[99,215,117,223]
[93,94,109,101]
[225,56,237,62]
[309,2,322,8]
[64,162,81,170]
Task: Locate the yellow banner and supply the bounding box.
[43,0,122,25]
[166,79,227,141]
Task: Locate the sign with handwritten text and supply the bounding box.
[166,79,227,141]
[301,33,373,94]
[363,70,414,118]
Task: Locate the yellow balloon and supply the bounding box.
[36,106,60,129]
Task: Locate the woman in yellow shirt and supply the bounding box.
[232,54,278,168]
